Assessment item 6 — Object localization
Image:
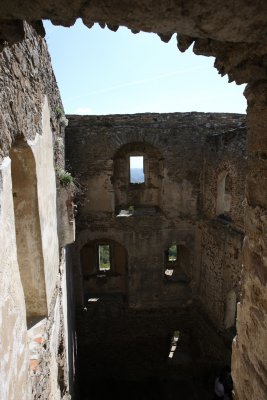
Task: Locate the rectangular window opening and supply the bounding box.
[130,156,144,183]
[168,330,180,359]
[168,244,177,262]
[98,245,111,271]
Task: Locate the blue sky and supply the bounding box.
[44,19,246,115]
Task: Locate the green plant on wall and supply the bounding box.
[55,106,64,119]
[128,205,135,213]
[57,169,74,187]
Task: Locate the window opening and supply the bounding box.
[164,244,177,277]
[130,156,144,183]
[168,330,180,359]
[168,244,177,262]
[88,298,99,302]
[98,244,111,271]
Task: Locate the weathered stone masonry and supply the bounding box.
[0,23,74,400]
[1,1,267,399]
[66,113,246,395]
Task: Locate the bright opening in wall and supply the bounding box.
[165,244,177,277]
[168,330,180,359]
[98,244,111,271]
[130,156,144,183]
[168,244,177,262]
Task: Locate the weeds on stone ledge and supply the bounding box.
[56,168,81,198]
[57,169,74,186]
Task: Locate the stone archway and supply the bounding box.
[10,137,47,327]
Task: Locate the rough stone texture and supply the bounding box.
[0,1,267,87]
[199,223,243,330]
[66,113,246,393]
[231,83,267,400]
[66,113,245,316]
[203,124,247,226]
[199,124,246,328]
[0,2,266,399]
[0,22,63,163]
[0,23,73,399]
[57,186,76,248]
[0,1,266,44]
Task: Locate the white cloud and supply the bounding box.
[73,107,93,115]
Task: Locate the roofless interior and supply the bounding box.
[0,2,266,399]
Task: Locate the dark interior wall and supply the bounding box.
[81,238,128,295]
[66,112,246,329]
[71,222,198,310]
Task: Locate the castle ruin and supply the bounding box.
[0,2,266,399]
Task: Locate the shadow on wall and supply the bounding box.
[216,171,232,221]
[164,244,191,284]
[10,136,48,328]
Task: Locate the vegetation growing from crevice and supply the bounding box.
[55,107,64,119]
[56,168,81,198]
[57,169,74,186]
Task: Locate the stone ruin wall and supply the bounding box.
[199,124,247,329]
[66,112,246,338]
[0,2,266,398]
[0,23,74,399]
[231,83,267,400]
